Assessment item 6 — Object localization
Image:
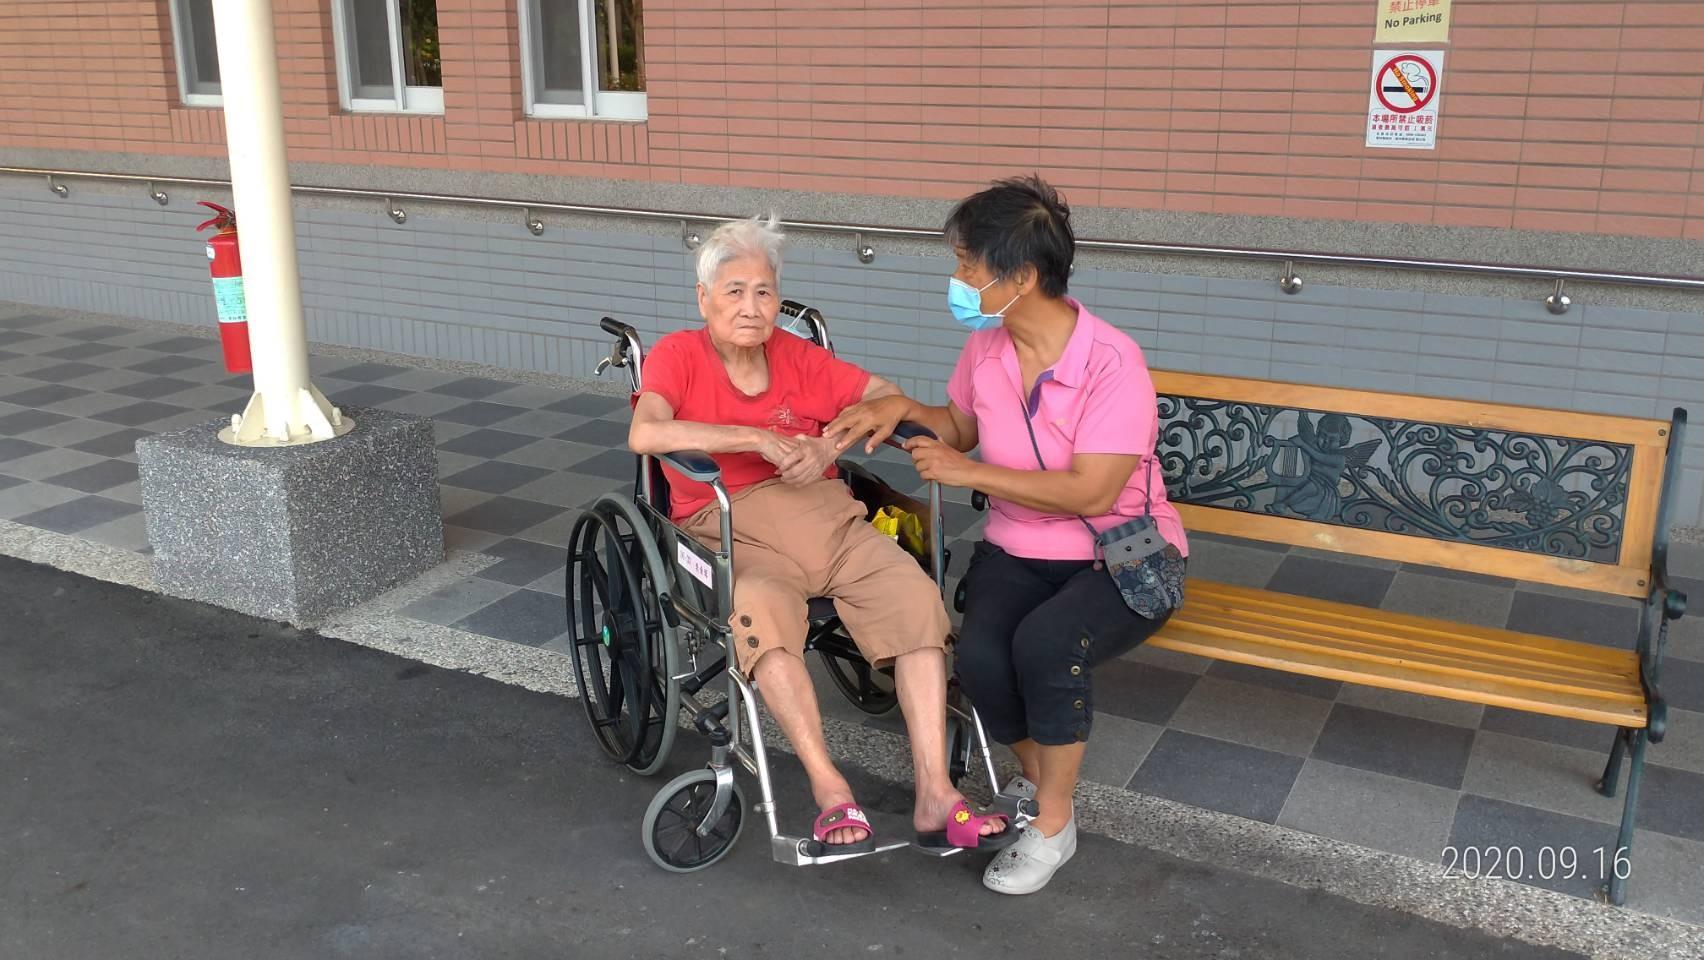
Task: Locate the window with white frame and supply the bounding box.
[168,0,221,105]
[331,0,443,113]
[519,0,646,120]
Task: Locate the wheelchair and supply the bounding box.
[566,302,1032,873]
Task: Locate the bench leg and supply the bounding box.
[1596,728,1628,797]
[1602,729,1647,907]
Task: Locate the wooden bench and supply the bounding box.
[1141,372,1687,905]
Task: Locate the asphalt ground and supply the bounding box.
[0,554,1581,960]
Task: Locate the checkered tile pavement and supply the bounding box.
[3,304,1702,923]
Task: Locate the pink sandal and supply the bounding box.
[807,801,876,855]
[914,799,1018,851]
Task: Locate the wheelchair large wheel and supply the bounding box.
[815,628,899,716]
[642,768,746,873]
[566,496,682,776]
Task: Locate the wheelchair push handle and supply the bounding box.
[600,316,635,339]
[595,316,644,388]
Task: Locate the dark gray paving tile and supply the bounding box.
[442,460,553,495]
[1208,660,1342,700]
[555,418,631,446]
[141,336,218,354]
[18,361,108,383]
[68,427,149,459]
[1382,570,1515,630]
[444,496,566,537]
[1397,563,1515,588]
[1313,703,1477,789]
[430,376,515,399]
[126,354,208,376]
[1266,554,1395,608]
[0,474,23,493]
[1,383,93,407]
[1130,729,1304,824]
[46,458,139,494]
[89,401,194,428]
[1449,795,1621,900]
[0,409,72,436]
[476,538,568,587]
[1183,536,1285,588]
[325,362,410,382]
[436,401,527,427]
[1663,656,1704,713]
[940,500,983,538]
[40,341,122,360]
[1641,763,1704,843]
[0,437,51,462]
[439,429,539,459]
[0,330,42,348]
[544,393,629,417]
[572,448,639,481]
[13,494,140,534]
[332,384,413,408]
[1480,707,1616,752]
[1092,659,1201,726]
[1189,530,1290,553]
[452,588,566,646]
[1506,591,1639,649]
[109,376,199,400]
[60,324,134,341]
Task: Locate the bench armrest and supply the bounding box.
[658,450,721,483]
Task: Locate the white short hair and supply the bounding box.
[695,212,784,287]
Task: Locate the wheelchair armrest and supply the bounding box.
[886,421,937,448]
[659,450,721,483]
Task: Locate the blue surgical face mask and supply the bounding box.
[948,277,1019,331]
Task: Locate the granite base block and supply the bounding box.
[136,406,443,626]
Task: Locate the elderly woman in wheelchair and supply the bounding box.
[574,215,1017,869]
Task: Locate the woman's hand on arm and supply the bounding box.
[913,447,1140,517]
[825,392,978,456]
[629,392,798,467]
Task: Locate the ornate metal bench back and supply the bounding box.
[1153,382,1669,572]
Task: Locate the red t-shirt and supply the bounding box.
[637,327,872,520]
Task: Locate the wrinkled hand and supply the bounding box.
[825,396,909,455]
[905,436,979,488]
[778,434,839,486]
[755,430,801,469]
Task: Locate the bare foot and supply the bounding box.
[914,789,1006,837]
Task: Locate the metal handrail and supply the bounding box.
[6,165,1703,297]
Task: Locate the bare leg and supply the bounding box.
[1030,742,1086,838]
[894,647,1004,836]
[1009,739,1043,785]
[752,650,865,845]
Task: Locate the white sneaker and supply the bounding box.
[982,817,1076,895]
[1001,775,1038,801]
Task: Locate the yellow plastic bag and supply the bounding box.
[872,506,927,559]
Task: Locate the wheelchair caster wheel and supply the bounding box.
[642,769,746,873]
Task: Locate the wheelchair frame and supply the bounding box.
[569,303,1027,873]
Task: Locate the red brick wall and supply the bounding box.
[2,1,1700,240]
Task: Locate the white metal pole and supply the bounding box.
[210,0,350,445]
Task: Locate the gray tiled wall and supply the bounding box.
[5,179,1703,526]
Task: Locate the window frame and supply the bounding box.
[330,0,445,115]
[166,0,222,106]
[517,0,647,122]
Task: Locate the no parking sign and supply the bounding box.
[1366,50,1444,149]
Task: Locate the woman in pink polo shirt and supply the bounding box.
[828,176,1188,895]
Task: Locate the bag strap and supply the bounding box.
[1015,393,1156,565]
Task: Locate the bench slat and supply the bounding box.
[1152,581,1647,727]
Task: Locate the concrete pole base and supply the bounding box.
[138,407,444,627]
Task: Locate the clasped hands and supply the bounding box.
[811,397,980,488]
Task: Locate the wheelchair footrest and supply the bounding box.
[769,834,911,867]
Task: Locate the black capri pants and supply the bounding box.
[955,541,1179,746]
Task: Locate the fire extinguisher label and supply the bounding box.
[211,276,247,323]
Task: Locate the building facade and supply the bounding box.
[3,0,1704,520]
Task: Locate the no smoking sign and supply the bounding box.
[1367,49,1444,149]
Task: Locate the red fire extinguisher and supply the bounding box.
[197,200,253,374]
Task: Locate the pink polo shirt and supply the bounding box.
[946,299,1188,562]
